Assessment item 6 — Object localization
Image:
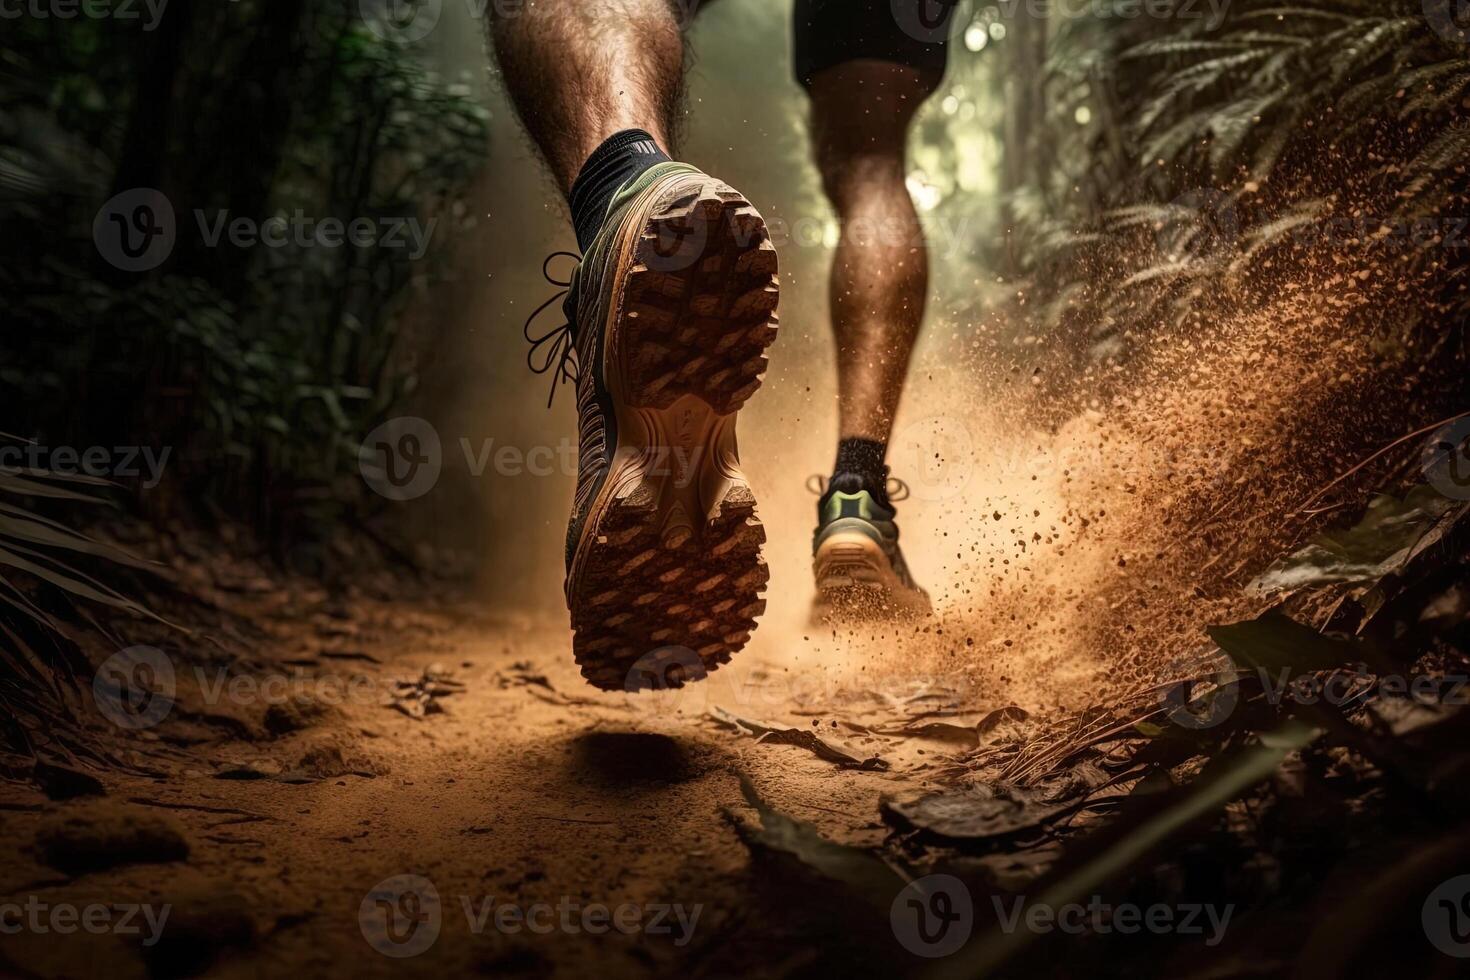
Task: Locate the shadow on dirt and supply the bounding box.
[566,731,712,788]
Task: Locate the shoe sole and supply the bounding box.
[568,174,779,692]
[812,532,932,623]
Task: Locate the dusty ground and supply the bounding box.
[0,583,1004,979]
[3,212,1453,978]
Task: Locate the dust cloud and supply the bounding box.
[776,250,1442,720]
[419,1,1446,722]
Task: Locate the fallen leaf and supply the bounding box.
[709,706,888,770]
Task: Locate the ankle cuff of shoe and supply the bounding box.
[569,129,669,251]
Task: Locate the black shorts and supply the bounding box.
[793,0,959,94]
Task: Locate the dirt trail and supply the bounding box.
[2,230,1438,978]
[0,594,983,979]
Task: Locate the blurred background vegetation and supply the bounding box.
[1,0,1467,740]
[0,0,488,554]
[913,0,1469,364]
[4,0,1465,562]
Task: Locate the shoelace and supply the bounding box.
[804,474,911,502]
[523,251,581,408]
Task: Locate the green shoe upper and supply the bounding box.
[813,474,924,593]
[564,161,699,338]
[523,162,703,578]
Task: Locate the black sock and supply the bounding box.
[568,129,670,253]
[831,437,890,505]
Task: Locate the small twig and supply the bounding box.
[791,800,864,820]
[1292,410,1470,515]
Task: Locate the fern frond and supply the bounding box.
[1249,45,1310,92]
[1140,111,1211,167]
[1395,57,1470,90]
[1133,54,1272,136]
[1121,258,1216,288]
[1235,7,1363,25]
[1240,200,1327,254]
[1105,203,1177,230]
[1336,69,1410,116]
[1397,117,1470,207]
[1331,18,1423,85]
[1122,39,1257,60]
[1399,68,1470,118]
[1210,91,1286,173]
[1251,102,1306,179]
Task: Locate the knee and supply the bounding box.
[808,67,927,211]
[815,142,909,216]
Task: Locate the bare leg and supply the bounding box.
[809,62,931,444]
[489,0,688,194]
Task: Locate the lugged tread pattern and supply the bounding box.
[573,487,768,690]
[621,184,779,416]
[568,174,777,692]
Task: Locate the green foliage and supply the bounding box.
[1001,0,1470,356]
[0,1,489,540]
[1252,482,1470,592]
[0,460,156,628]
[0,448,168,757]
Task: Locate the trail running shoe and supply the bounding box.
[810,473,931,622]
[527,162,779,690]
